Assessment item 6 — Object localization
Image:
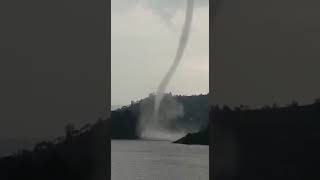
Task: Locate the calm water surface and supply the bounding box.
[112,140,209,180]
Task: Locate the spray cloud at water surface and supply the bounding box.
[138,94,185,140]
[138,0,194,140]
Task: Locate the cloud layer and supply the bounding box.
[112,0,209,105]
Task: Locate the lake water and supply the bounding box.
[112,140,209,180]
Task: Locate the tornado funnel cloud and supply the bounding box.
[154,0,194,123]
[138,0,194,140]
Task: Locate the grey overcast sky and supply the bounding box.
[211,0,320,107]
[111,0,209,105]
[1,0,107,138]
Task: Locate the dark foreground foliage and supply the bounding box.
[0,119,109,180]
[211,101,320,179]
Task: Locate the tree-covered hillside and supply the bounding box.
[176,99,320,179]
[111,93,209,139]
[0,119,109,180]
